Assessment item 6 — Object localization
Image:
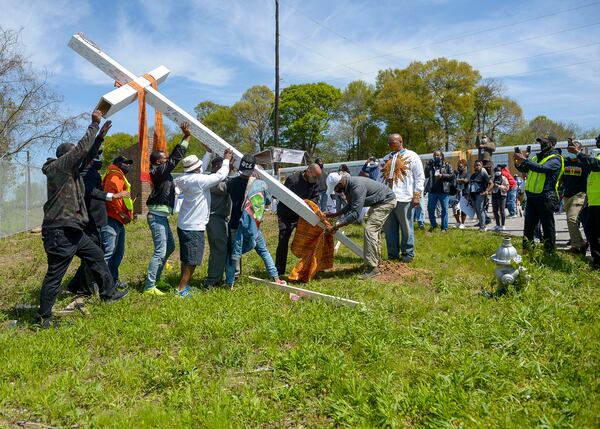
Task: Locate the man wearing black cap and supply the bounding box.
[102,154,135,287]
[568,134,600,269]
[225,154,286,287]
[37,109,127,327]
[514,134,564,252]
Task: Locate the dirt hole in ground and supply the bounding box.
[375,261,433,286]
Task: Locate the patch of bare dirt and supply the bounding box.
[375,260,433,285]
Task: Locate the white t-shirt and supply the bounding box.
[379,149,425,202]
[174,158,230,231]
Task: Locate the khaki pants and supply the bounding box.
[364,199,396,269]
[564,192,586,249]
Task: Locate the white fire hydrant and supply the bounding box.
[490,237,529,294]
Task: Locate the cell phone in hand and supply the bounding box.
[514,147,521,153]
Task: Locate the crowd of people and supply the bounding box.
[36,109,600,326]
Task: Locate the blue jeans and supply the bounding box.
[384,201,415,260]
[145,213,175,289]
[101,218,126,282]
[427,192,449,230]
[507,188,517,216]
[472,194,487,228]
[225,229,278,285]
[413,197,425,226]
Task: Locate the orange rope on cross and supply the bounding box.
[116,74,167,182]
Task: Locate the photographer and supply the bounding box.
[476,132,496,175]
[568,134,600,269]
[424,150,454,232]
[514,135,564,252]
[360,156,380,181]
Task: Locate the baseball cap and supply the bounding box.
[536,135,557,145]
[326,172,343,195]
[239,154,256,176]
[112,155,134,165]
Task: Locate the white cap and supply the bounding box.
[182,155,202,173]
[326,172,343,195]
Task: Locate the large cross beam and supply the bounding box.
[68,33,363,259]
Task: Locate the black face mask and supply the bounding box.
[92,160,103,171]
[541,142,553,152]
[433,157,442,166]
[119,164,130,174]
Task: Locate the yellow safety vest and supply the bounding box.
[102,168,134,213]
[587,154,600,206]
[525,154,564,195]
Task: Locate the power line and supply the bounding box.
[280,33,369,77]
[283,1,600,81]
[476,40,600,69]
[297,11,360,45]
[490,57,600,78]
[284,20,600,86]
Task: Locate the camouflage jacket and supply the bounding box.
[42,123,100,230]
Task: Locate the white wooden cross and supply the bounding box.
[68,33,363,258]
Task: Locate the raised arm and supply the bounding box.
[165,122,191,173]
[55,110,103,172]
[522,156,562,173]
[577,152,600,172]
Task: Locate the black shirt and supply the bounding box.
[82,166,109,231]
[226,175,250,230]
[277,171,319,222]
[469,169,490,195]
[562,157,589,198]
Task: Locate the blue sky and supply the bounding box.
[2,0,599,159]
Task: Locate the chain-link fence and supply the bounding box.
[0,159,47,238]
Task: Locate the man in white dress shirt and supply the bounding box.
[380,133,425,263]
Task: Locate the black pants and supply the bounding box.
[65,227,103,295]
[275,217,297,276]
[39,227,115,319]
[492,193,507,226]
[587,205,600,265]
[523,193,558,252]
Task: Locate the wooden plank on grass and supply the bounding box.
[248,276,364,308]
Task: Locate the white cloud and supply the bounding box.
[0,0,89,74]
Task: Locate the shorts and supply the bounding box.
[177,228,205,266]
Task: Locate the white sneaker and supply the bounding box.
[455,222,461,228]
[458,223,465,230]
[479,226,487,232]
[499,225,505,231]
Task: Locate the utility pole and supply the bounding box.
[274,0,280,148]
[25,150,31,231]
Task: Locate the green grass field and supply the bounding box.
[0,214,598,428]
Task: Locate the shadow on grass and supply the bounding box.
[524,250,581,274]
[333,254,364,265]
[312,266,363,280]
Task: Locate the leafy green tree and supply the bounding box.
[278,82,342,157]
[194,101,246,151]
[501,115,578,147]
[101,133,137,165]
[231,85,274,152]
[424,58,480,151]
[194,101,225,122]
[337,80,381,160]
[373,64,437,153]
